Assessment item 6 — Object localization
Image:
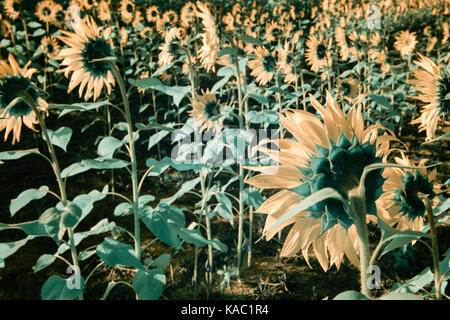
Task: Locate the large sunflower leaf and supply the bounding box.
[41,275,85,300]
[10,186,49,217]
[96,238,144,270]
[132,268,166,300]
[47,127,73,152]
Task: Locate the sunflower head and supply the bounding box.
[246,92,396,270]
[409,53,450,141]
[378,153,440,232]
[246,92,395,232]
[120,0,135,24]
[40,36,60,59]
[35,0,56,24]
[305,34,332,73]
[58,17,115,101]
[0,54,47,144]
[52,5,66,28]
[4,0,22,21]
[146,5,159,23]
[394,171,435,220]
[188,90,222,131]
[248,46,276,86]
[394,30,417,57]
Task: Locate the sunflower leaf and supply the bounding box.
[380,230,432,258]
[96,238,144,270]
[41,275,85,300]
[133,268,166,300]
[0,149,39,160]
[97,136,123,159]
[47,127,73,152]
[10,186,49,217]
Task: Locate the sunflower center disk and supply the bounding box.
[262,55,276,72]
[82,37,113,77]
[316,44,327,59]
[291,135,385,232]
[0,76,37,117]
[204,101,220,119]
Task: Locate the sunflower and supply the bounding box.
[158,28,181,67]
[305,34,332,73]
[348,31,367,60]
[146,5,159,23]
[277,42,296,85]
[4,0,22,21]
[0,54,48,144]
[132,9,143,28]
[52,4,66,28]
[1,19,12,38]
[244,18,257,38]
[162,10,178,26]
[188,90,222,131]
[377,152,440,232]
[139,26,153,39]
[248,46,276,86]
[335,27,351,61]
[120,0,135,24]
[409,53,450,141]
[222,12,235,32]
[82,0,97,11]
[338,77,360,101]
[245,92,396,271]
[97,0,112,22]
[196,1,220,73]
[265,21,282,44]
[394,30,417,57]
[57,17,115,101]
[35,0,57,24]
[259,12,269,25]
[180,2,196,26]
[156,15,173,38]
[40,36,60,59]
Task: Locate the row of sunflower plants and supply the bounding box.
[0,0,449,300]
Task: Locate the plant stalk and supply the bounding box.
[425,197,441,299]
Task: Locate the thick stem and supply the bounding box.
[109,62,141,259]
[349,192,371,298]
[233,50,245,276]
[26,95,82,299]
[20,17,31,59]
[200,171,213,294]
[425,198,441,299]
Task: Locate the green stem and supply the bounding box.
[349,191,371,298]
[199,170,213,297]
[24,93,82,299]
[425,198,441,299]
[232,45,245,276]
[108,62,141,259]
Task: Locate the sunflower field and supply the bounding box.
[0,0,449,302]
